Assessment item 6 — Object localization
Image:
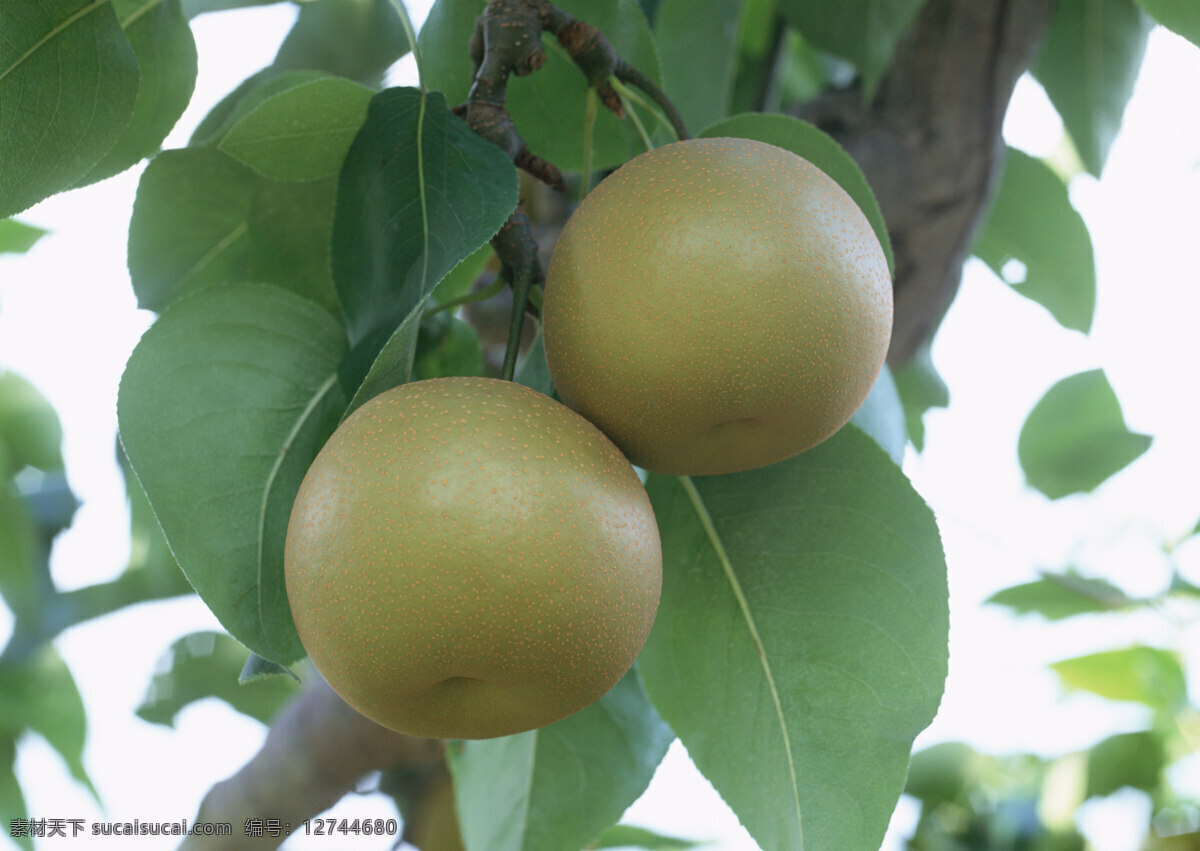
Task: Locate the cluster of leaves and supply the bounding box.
[904,543,1200,849]
[0,224,198,851]
[1,0,1197,849]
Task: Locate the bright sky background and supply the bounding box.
[1,4,1198,849]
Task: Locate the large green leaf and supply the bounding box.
[986,571,1136,620]
[699,112,894,275]
[330,86,518,356]
[1017,369,1151,499]
[191,69,331,147]
[246,177,344,320]
[975,148,1096,334]
[449,667,674,851]
[1051,646,1187,713]
[1135,0,1200,46]
[0,220,47,255]
[137,631,298,726]
[0,0,139,217]
[654,0,742,134]
[1033,0,1153,176]
[128,146,344,315]
[80,0,198,184]
[127,147,258,311]
[272,0,411,86]
[419,0,667,171]
[640,426,948,851]
[218,76,373,182]
[118,284,349,666]
[0,647,95,799]
[777,0,929,97]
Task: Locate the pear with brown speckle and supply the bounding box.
[543,137,893,476]
[284,377,662,739]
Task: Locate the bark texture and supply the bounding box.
[797,0,1057,364]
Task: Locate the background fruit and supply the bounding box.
[542,137,893,476]
[284,377,662,740]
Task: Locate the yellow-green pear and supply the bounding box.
[543,137,893,476]
[284,377,661,740]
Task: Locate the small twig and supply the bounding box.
[614,62,690,141]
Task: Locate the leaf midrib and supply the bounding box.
[679,475,804,846]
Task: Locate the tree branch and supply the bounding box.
[179,675,443,850]
[795,0,1058,364]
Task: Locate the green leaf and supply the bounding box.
[432,244,494,306]
[191,69,332,147]
[590,823,700,849]
[129,146,344,315]
[0,735,33,851]
[515,0,667,170]
[0,220,47,255]
[449,667,674,851]
[246,177,344,319]
[118,283,349,666]
[218,76,373,182]
[777,0,929,97]
[850,366,905,464]
[1085,730,1165,798]
[987,571,1136,620]
[117,443,192,599]
[0,0,139,217]
[341,306,425,418]
[1018,369,1151,499]
[699,112,895,275]
[640,426,948,851]
[331,86,519,351]
[420,0,667,171]
[1135,0,1200,46]
[0,647,96,799]
[655,0,743,134]
[128,147,258,311]
[974,147,1096,333]
[892,343,947,452]
[137,631,298,726]
[0,371,64,474]
[273,0,411,86]
[80,0,198,184]
[1051,646,1187,712]
[412,313,485,380]
[417,0,486,106]
[1033,0,1153,176]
